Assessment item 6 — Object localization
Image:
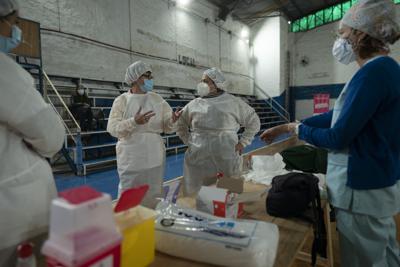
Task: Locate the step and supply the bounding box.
[92,96,118,100]
[92,106,111,110]
[254,106,273,110]
[167,99,191,102]
[66,130,109,136]
[162,133,180,139]
[83,86,121,92]
[256,111,276,115]
[166,144,187,151]
[67,133,180,147]
[70,137,184,151]
[64,118,109,122]
[83,156,116,166]
[75,142,117,150]
[259,115,281,120]
[47,93,72,99]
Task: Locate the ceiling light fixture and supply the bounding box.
[241,28,249,38]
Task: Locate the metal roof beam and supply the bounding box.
[271,0,292,20]
[288,0,304,17]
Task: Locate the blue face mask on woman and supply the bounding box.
[140,79,154,92]
[0,24,22,53]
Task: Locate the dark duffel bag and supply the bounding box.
[266,172,327,266]
[280,145,328,174]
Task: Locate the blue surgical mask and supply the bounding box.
[140,79,154,92]
[0,25,22,53]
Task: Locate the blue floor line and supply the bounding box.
[54,136,266,200]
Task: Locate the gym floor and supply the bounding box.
[54,135,266,199]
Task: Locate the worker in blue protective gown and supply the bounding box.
[260,0,400,266]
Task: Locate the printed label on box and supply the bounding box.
[89,256,113,267]
[197,187,243,219]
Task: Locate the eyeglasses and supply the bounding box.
[141,73,153,79]
[201,79,215,85]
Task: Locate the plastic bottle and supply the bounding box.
[16,243,36,267]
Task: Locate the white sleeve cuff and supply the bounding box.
[295,123,300,135]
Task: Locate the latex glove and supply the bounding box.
[134,107,156,125]
[172,107,183,123]
[260,123,298,144]
[235,143,244,155]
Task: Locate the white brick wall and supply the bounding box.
[290,4,400,120]
[250,15,290,99]
[290,4,400,87]
[252,15,286,98]
[18,0,253,94]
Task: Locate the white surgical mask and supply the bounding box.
[77,89,85,95]
[332,38,356,65]
[196,82,210,97]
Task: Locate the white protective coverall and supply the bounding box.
[0,52,65,264]
[177,92,260,196]
[107,91,176,208]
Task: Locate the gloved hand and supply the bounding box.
[172,107,183,123]
[260,123,298,144]
[235,143,244,155]
[134,107,156,125]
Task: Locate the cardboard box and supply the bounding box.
[197,186,244,218]
[216,176,244,194]
[197,177,264,219]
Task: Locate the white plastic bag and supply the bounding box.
[244,155,289,185]
[155,201,279,267]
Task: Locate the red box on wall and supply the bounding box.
[313,93,330,115]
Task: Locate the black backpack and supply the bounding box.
[266,172,327,266]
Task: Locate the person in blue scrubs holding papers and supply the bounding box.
[261,0,400,266]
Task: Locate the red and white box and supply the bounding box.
[42,186,121,267]
[197,186,245,219]
[313,93,330,115]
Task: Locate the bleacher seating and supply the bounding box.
[37,75,288,175]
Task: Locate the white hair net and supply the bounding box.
[125,61,152,86]
[341,0,400,44]
[0,0,18,17]
[203,67,229,91]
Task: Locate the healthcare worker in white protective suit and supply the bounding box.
[0,0,65,265]
[261,0,400,266]
[177,68,260,196]
[107,61,181,208]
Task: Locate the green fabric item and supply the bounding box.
[280,145,328,174]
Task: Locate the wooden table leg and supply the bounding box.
[325,202,334,267]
